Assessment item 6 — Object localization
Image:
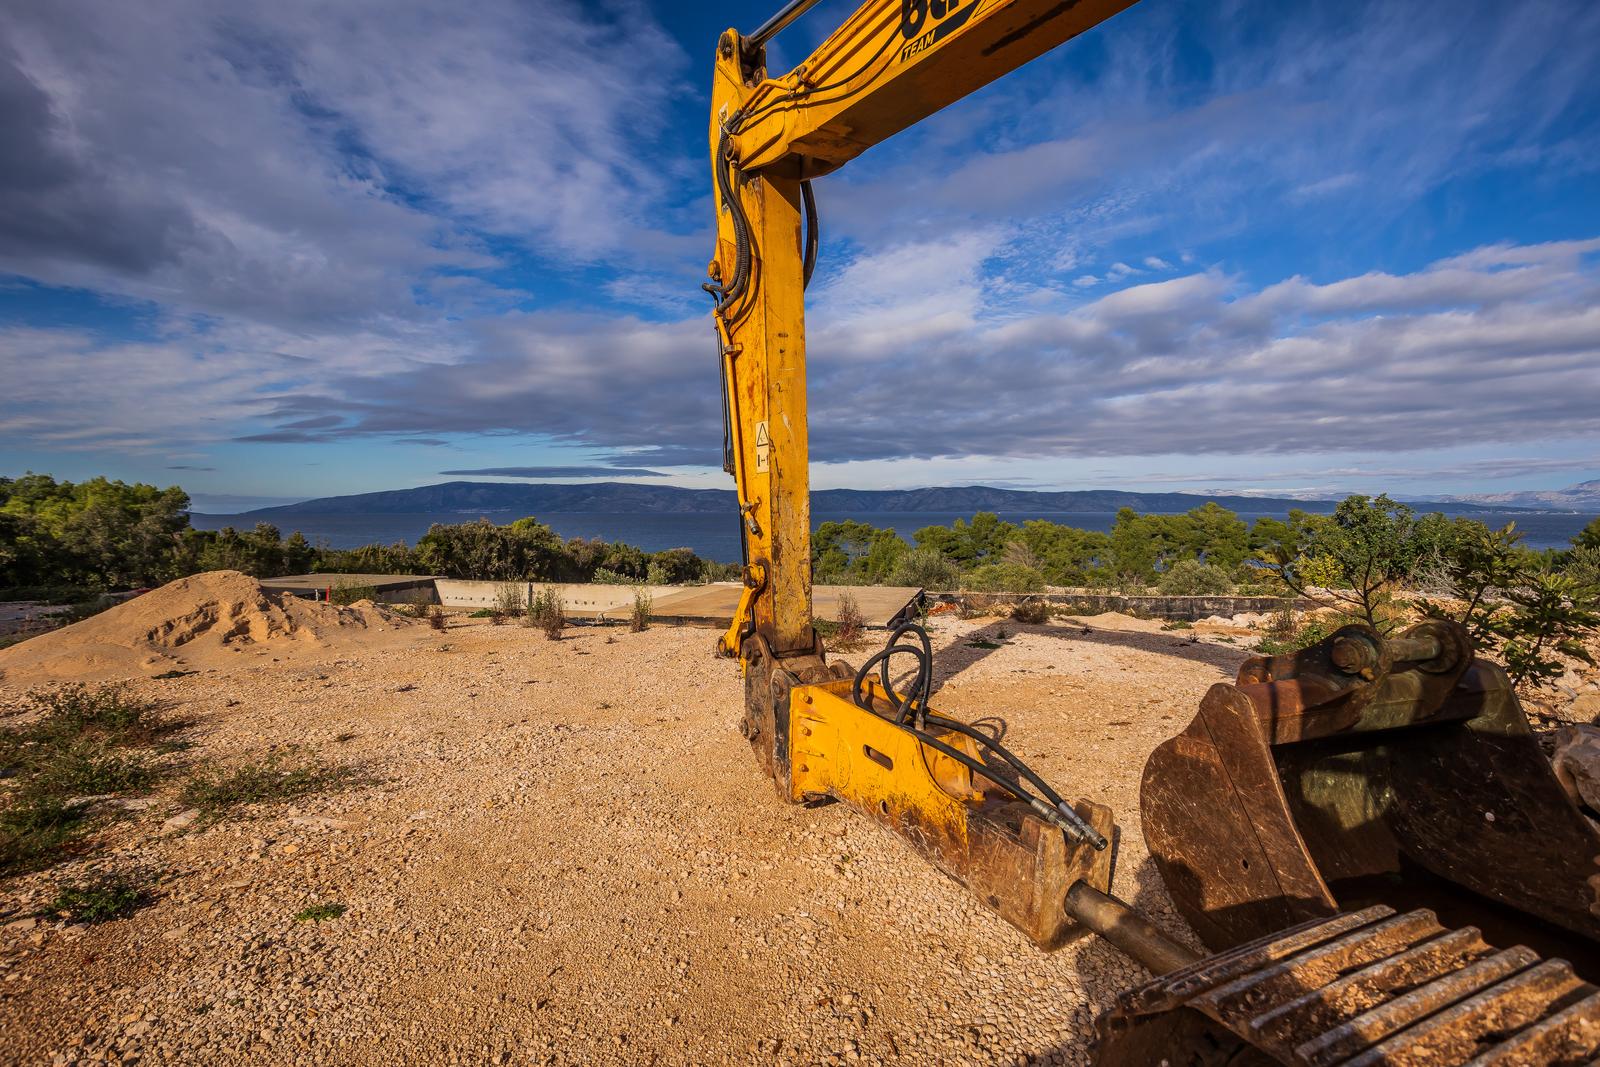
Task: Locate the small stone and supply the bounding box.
[161,809,200,834]
[5,917,38,933]
[1553,725,1600,812]
[1560,693,1600,725]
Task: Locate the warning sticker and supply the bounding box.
[755,420,771,472]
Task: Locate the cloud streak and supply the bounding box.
[439,466,666,479]
[184,237,1600,466]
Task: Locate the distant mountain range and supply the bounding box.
[1439,480,1600,512]
[205,480,1558,519]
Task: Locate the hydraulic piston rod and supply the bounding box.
[1064,881,1201,977]
[745,0,826,49]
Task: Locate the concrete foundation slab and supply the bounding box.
[649,584,922,629]
[261,574,438,603]
[259,574,921,629]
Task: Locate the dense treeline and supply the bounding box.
[7,473,1595,692]
[814,495,1600,690]
[813,497,1600,597]
[6,473,1599,609]
[0,474,729,594]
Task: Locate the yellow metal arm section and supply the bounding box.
[707,0,1133,952]
[708,0,1134,658]
[729,0,1139,176]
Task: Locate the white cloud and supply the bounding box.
[5,236,1598,467]
[0,0,692,331]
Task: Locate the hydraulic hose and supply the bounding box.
[801,179,818,289]
[703,128,753,311]
[850,621,1107,849]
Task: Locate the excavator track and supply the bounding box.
[1095,905,1600,1066]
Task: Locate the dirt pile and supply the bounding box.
[0,570,412,681]
[1059,610,1168,633]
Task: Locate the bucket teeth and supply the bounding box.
[1099,908,1600,1066]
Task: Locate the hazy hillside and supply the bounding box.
[1443,480,1600,511]
[218,481,1504,518]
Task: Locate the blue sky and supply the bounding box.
[1,0,1597,511]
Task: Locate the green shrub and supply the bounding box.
[329,582,378,606]
[530,588,565,640]
[494,582,526,620]
[1566,545,1600,593]
[1009,599,1051,625]
[0,684,179,877]
[1420,523,1600,690]
[180,754,358,818]
[21,740,154,799]
[1157,560,1234,596]
[892,549,962,590]
[295,902,347,923]
[22,684,168,748]
[0,796,90,876]
[1255,616,1340,657]
[964,562,1045,594]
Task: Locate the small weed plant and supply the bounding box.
[44,870,153,923]
[0,685,176,877]
[1009,599,1051,625]
[181,753,358,819]
[530,588,565,640]
[832,593,867,651]
[630,587,652,633]
[494,583,526,621]
[329,583,379,606]
[295,902,347,923]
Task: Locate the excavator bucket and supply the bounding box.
[1140,619,1600,978]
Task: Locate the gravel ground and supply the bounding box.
[0,612,1249,1066]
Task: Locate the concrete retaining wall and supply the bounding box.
[925,590,1315,622]
[432,579,671,619]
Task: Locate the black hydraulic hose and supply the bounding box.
[801,179,818,289]
[901,719,1102,848]
[851,624,1065,809]
[922,711,1068,813]
[851,621,932,726]
[849,621,1106,849]
[729,25,902,139]
[717,327,735,476]
[879,620,932,723]
[703,129,753,310]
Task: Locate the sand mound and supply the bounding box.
[0,570,413,681]
[1061,610,1169,633]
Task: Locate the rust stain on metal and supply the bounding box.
[1139,619,1600,969]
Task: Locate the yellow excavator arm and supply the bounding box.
[708,0,1138,663]
[706,0,1135,950]
[728,0,1140,177]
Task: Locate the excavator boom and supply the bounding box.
[727,0,1139,176]
[706,0,1132,953]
